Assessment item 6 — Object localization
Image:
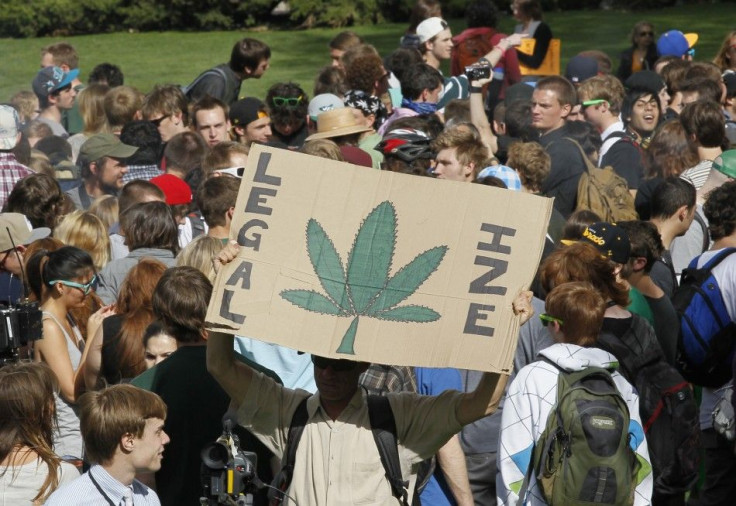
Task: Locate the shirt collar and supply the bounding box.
[306,387,364,419]
[90,464,134,505]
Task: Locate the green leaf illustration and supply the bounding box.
[374,305,440,322]
[306,219,350,311]
[346,201,396,313]
[279,201,447,355]
[366,246,448,315]
[280,290,346,316]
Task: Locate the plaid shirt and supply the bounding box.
[359,364,418,395]
[0,152,33,210]
[123,164,162,183]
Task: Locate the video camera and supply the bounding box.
[465,62,492,81]
[0,299,43,367]
[200,420,262,506]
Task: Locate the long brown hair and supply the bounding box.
[107,259,167,378]
[0,362,60,503]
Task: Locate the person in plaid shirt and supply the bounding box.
[0,106,33,210]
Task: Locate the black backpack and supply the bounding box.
[598,319,700,495]
[269,395,412,506]
[672,248,736,387]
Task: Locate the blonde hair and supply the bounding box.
[77,84,111,136]
[176,235,224,279]
[54,211,111,270]
[89,195,119,231]
[301,139,345,161]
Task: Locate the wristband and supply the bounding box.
[470,86,483,93]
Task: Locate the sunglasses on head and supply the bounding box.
[214,166,245,178]
[272,96,304,107]
[311,355,358,371]
[49,274,97,295]
[539,313,563,327]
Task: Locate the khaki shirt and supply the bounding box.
[237,371,464,505]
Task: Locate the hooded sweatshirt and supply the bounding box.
[496,343,653,506]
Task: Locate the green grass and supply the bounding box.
[3,3,736,102]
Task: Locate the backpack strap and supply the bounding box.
[183,67,228,98]
[694,247,736,271]
[269,396,310,504]
[693,211,710,253]
[561,137,596,173]
[367,395,411,506]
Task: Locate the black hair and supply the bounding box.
[466,0,499,29]
[650,177,696,220]
[505,100,538,142]
[26,246,95,300]
[400,63,443,101]
[120,120,162,166]
[704,180,736,241]
[88,63,124,87]
[621,88,655,128]
[564,120,602,163]
[230,38,271,73]
[618,220,664,274]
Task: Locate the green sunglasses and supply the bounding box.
[581,99,608,109]
[49,274,97,295]
[539,313,564,327]
[272,96,304,107]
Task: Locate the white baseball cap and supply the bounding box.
[416,17,449,44]
[0,105,20,150]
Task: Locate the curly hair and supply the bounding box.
[540,241,629,308]
[266,82,308,132]
[704,180,736,241]
[506,141,550,192]
[345,53,385,94]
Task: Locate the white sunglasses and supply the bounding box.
[213,166,245,178]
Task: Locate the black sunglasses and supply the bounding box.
[149,115,170,127]
[638,31,654,37]
[311,355,358,371]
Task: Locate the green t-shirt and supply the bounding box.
[627,286,654,327]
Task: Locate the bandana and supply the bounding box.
[344,90,389,130]
[400,98,438,115]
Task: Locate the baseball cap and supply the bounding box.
[32,66,80,99]
[0,105,20,150]
[657,30,698,57]
[565,55,598,84]
[712,150,736,179]
[477,165,522,191]
[308,94,344,122]
[416,17,449,44]
[578,222,631,264]
[150,174,192,205]
[230,98,269,127]
[0,213,50,252]
[79,133,138,161]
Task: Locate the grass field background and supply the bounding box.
[3,4,736,102]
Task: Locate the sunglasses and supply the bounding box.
[214,166,245,178]
[272,96,304,107]
[149,115,170,127]
[638,31,654,37]
[311,355,358,371]
[581,99,608,109]
[687,48,696,57]
[49,274,97,295]
[539,313,563,327]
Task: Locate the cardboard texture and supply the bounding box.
[518,38,561,76]
[206,145,552,373]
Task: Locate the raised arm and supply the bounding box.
[456,290,533,426]
[206,241,256,408]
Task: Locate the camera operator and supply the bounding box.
[0,212,50,304]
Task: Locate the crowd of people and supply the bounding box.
[2,0,736,504]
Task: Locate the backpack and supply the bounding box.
[450,30,495,77]
[672,248,736,387]
[532,364,639,506]
[269,395,412,506]
[566,138,638,222]
[182,66,236,103]
[597,318,701,495]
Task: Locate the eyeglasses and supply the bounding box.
[272,96,304,107]
[149,115,170,127]
[49,275,97,295]
[581,99,608,109]
[638,31,654,37]
[311,355,358,371]
[214,166,245,178]
[539,313,564,327]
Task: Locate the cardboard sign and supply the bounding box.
[518,38,561,76]
[206,145,552,374]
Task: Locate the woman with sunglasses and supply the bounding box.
[26,246,112,462]
[617,21,658,81]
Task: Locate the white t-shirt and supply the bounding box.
[0,458,79,504]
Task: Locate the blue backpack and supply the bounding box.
[672,248,736,388]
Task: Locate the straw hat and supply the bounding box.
[306,108,372,141]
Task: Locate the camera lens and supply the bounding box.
[201,442,229,469]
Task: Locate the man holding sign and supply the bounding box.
[208,242,534,506]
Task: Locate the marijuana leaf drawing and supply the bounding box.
[280,201,448,355]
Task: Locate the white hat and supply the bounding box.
[308,94,344,122]
[0,106,20,150]
[416,17,449,44]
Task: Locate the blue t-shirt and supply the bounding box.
[415,367,463,506]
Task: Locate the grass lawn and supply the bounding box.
[2,4,736,102]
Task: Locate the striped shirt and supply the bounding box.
[45,464,160,505]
